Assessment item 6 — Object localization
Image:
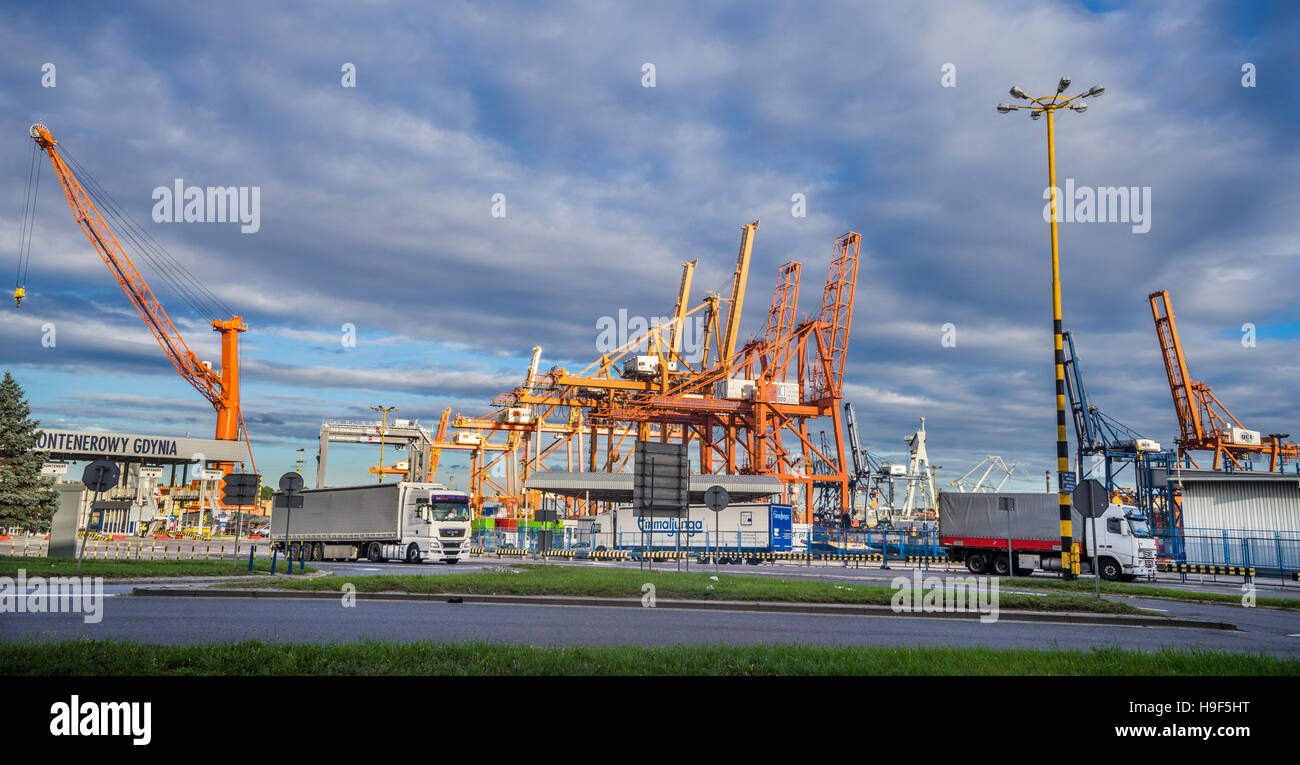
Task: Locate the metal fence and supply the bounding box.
[1155,527,1300,576]
[472,525,949,561]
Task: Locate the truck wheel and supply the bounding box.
[288,542,300,560]
[1099,557,1122,581]
[991,554,1011,576]
[965,552,989,575]
[368,542,385,563]
[312,542,324,562]
[405,543,422,564]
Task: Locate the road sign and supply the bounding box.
[221,472,261,506]
[1058,471,1077,493]
[273,494,303,509]
[1071,478,1108,519]
[704,485,730,512]
[81,460,120,493]
[998,496,1016,512]
[632,441,688,515]
[278,472,304,493]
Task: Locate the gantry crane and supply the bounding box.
[1149,290,1296,471]
[453,224,862,523]
[17,124,252,483]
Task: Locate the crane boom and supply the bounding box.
[1149,289,1296,470]
[28,124,246,444]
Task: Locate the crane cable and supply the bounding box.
[58,145,236,321]
[14,141,42,306]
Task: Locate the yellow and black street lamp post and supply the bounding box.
[997,78,1105,580]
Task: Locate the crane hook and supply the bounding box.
[13,287,24,308]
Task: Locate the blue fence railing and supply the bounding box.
[472,524,1300,576]
[1154,527,1300,575]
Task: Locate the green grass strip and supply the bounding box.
[0,555,316,578]
[0,640,1293,676]
[235,564,1144,615]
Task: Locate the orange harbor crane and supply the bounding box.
[430,223,862,524]
[19,124,253,495]
[1149,289,1296,471]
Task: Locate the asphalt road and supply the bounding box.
[11,537,1297,600]
[3,590,1298,656]
[314,556,1300,601]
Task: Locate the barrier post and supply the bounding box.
[249,545,256,573]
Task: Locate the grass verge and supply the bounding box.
[0,640,1292,675]
[0,555,316,578]
[1003,575,1300,610]
[234,564,1145,615]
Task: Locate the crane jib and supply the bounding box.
[28,124,238,442]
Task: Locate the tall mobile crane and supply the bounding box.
[15,124,252,483]
[1149,289,1296,471]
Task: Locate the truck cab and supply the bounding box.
[1088,504,1158,581]
[411,491,473,563]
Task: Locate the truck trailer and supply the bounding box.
[271,482,471,564]
[939,492,1157,581]
[581,502,794,563]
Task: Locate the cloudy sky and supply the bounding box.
[1,0,1296,492]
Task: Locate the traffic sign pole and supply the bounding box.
[78,460,121,571]
[704,485,730,572]
[1070,478,1108,595]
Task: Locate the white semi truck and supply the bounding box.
[271,482,471,564]
[939,492,1157,581]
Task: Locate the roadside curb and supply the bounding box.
[106,571,331,584]
[127,587,1237,630]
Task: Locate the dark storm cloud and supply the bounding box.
[1,0,1296,484]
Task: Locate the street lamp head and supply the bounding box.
[1057,76,1071,94]
[1009,85,1030,100]
[996,103,1014,114]
[1070,102,1088,113]
[1086,85,1105,98]
[1030,110,1042,120]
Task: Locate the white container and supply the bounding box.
[503,407,532,424]
[454,432,482,445]
[714,379,755,400]
[1220,428,1261,446]
[774,381,800,404]
[622,356,659,377]
[882,464,907,476]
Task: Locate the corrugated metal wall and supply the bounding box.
[1180,479,1300,533]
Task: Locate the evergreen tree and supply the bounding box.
[0,371,59,532]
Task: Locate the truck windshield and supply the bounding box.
[426,502,470,522]
[1126,515,1151,538]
